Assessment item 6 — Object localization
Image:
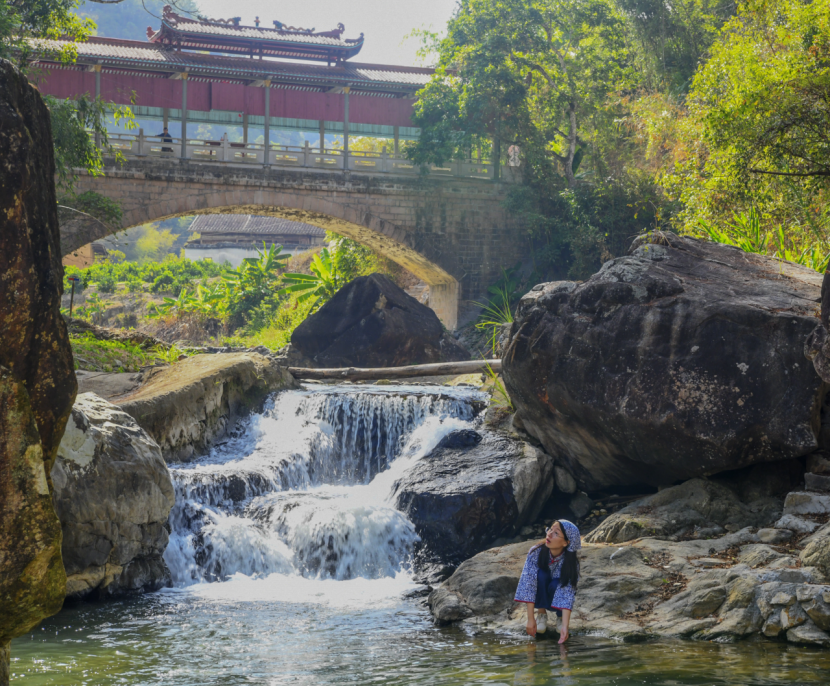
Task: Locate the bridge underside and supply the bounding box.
[64,158,526,329]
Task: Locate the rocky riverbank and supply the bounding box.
[429,477,830,646]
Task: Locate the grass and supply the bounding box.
[70,333,186,372]
[222,295,315,351]
[70,333,149,372]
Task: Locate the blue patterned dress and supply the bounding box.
[514,544,577,613]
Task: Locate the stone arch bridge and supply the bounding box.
[64,158,526,328]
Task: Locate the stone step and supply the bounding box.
[783,492,830,516]
[805,472,830,493]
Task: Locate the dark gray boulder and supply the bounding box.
[393,430,553,566]
[291,273,469,368]
[503,233,824,490]
[53,393,175,598]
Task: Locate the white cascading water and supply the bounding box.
[164,384,486,603]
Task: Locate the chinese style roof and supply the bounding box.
[32,36,433,96]
[148,6,363,64]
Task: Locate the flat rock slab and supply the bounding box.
[76,370,142,401]
[503,234,823,489]
[119,352,297,462]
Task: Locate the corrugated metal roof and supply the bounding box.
[191,215,326,236]
[32,37,432,89]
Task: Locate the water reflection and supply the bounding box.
[13,592,830,685]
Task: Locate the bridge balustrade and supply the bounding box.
[100,130,512,182]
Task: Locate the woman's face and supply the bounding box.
[545,521,567,553]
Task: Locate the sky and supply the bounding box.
[193,0,458,66]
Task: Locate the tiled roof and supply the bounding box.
[190,215,326,237]
[33,37,432,90]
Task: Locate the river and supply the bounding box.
[11,384,830,684]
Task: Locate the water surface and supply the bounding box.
[12,384,830,684]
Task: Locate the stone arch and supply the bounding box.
[66,171,461,327]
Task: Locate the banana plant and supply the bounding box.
[223,242,288,296]
[277,248,346,311]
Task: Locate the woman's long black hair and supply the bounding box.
[537,520,580,589]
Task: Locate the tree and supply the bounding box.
[663,0,830,255]
[410,0,633,187]
[614,0,735,92]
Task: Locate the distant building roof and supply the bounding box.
[148,6,364,64]
[190,215,327,237]
[31,36,432,95]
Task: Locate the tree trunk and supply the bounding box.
[1,641,9,686]
[565,101,578,189]
[289,359,501,381]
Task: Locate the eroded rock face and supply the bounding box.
[53,394,175,598]
[393,430,553,566]
[119,352,297,462]
[0,60,75,659]
[291,273,469,368]
[429,530,830,646]
[585,470,795,544]
[503,234,824,490]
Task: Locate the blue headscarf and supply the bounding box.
[558,519,581,552]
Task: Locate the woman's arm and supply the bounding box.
[558,609,571,644]
[525,602,537,637]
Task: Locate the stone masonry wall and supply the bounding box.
[69,159,526,328]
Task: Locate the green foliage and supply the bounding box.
[474,267,521,355]
[696,208,830,272]
[70,332,147,372]
[95,272,117,293]
[150,343,187,364]
[483,361,515,412]
[277,247,348,312]
[62,253,223,295]
[1,0,93,68]
[45,93,135,191]
[223,295,316,351]
[410,0,634,187]
[661,0,830,270]
[615,0,735,92]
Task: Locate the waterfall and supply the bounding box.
[164,384,486,586]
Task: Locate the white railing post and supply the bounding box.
[222,135,229,162]
[382,145,388,173]
[304,140,310,167]
[137,128,144,157]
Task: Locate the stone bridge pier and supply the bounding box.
[68,159,527,329]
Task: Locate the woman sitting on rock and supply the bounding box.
[514,519,581,643]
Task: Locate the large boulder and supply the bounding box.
[0,60,75,665]
[503,233,824,490]
[53,394,175,598]
[290,273,469,368]
[119,352,297,462]
[392,430,554,567]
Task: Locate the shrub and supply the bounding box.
[150,273,175,293]
[96,273,117,293]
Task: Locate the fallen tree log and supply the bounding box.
[289,359,501,381]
